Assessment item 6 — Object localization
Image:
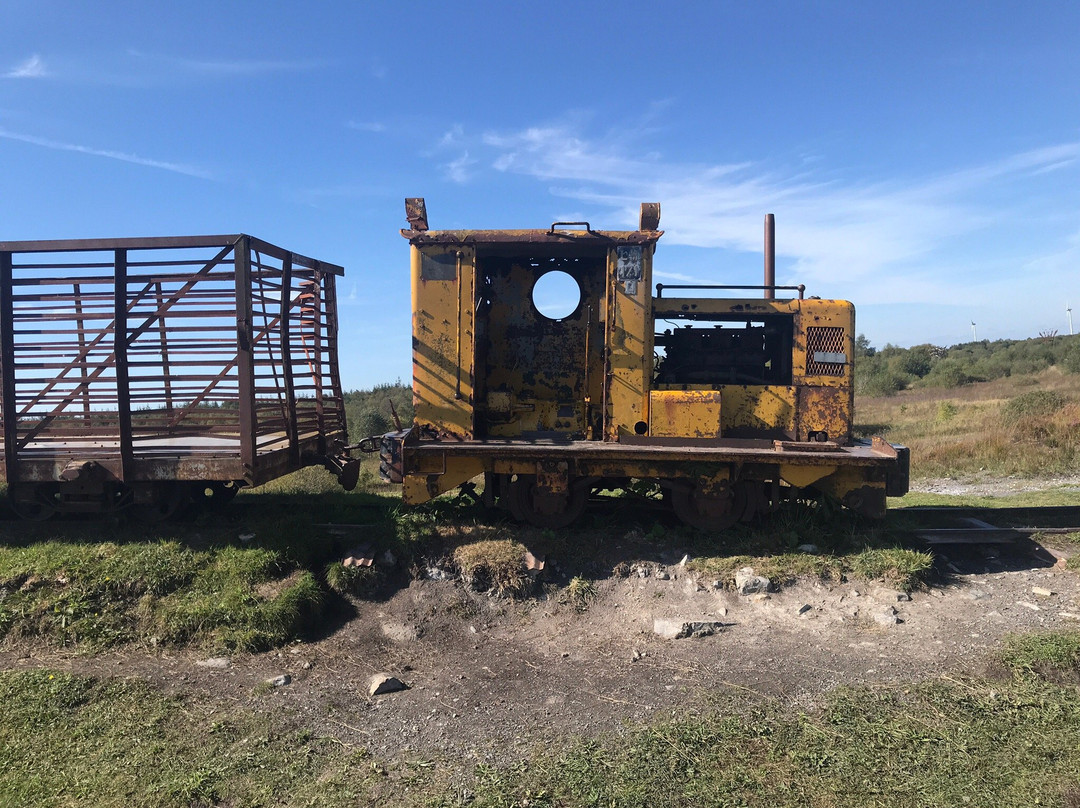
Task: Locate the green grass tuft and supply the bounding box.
[1001,630,1080,677]
[566,576,597,611]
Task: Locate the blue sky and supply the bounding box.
[2,1,1078,389]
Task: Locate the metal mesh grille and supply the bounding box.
[806,326,846,376]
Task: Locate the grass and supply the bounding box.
[566,575,598,610]
[690,547,933,592]
[0,670,375,807]
[0,540,322,651]
[1001,630,1080,679]
[857,366,1080,480]
[3,664,1080,807]
[452,538,533,598]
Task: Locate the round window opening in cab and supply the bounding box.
[531,270,581,321]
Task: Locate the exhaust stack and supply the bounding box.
[764,213,775,300]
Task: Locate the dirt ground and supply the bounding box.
[3,516,1078,766]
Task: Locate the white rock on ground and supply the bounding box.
[734,567,773,595]
[652,618,726,639]
[369,673,407,696]
[872,607,900,626]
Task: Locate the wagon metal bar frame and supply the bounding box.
[0,233,348,499]
[0,250,17,481]
[114,249,134,481]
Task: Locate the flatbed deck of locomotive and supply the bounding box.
[409,437,901,466]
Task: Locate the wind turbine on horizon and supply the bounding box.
[1068,302,1073,336]
[971,321,977,342]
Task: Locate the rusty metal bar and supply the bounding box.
[114,249,133,481]
[404,230,659,246]
[234,238,257,477]
[655,283,805,299]
[248,236,343,275]
[549,221,592,234]
[0,250,17,481]
[72,282,91,417]
[280,253,299,464]
[311,264,326,454]
[154,282,174,416]
[0,235,244,253]
[166,287,304,428]
[16,243,234,419]
[455,251,463,401]
[323,271,346,443]
[764,213,775,300]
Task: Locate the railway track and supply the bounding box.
[894,505,1080,546]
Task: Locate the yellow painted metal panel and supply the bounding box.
[402,456,485,503]
[797,386,852,443]
[722,386,796,437]
[605,245,653,439]
[793,299,854,386]
[411,245,476,439]
[648,390,723,438]
[780,464,836,488]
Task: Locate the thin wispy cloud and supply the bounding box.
[127,50,326,77]
[439,124,465,148]
[0,128,213,179]
[444,152,476,184]
[470,123,1080,306]
[3,55,48,79]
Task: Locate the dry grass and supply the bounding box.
[452,539,533,598]
[857,367,1080,479]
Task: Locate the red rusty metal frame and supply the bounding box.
[0,235,346,488]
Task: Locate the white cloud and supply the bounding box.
[3,54,47,79]
[473,123,1080,310]
[0,128,213,179]
[439,124,465,148]
[443,151,476,184]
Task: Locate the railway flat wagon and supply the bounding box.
[0,234,355,519]
[378,199,909,530]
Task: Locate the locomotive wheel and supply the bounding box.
[128,482,188,523]
[670,481,748,532]
[8,484,58,521]
[504,474,588,529]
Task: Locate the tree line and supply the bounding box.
[855,333,1080,396]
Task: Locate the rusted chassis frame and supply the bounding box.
[0,235,351,519]
[385,432,909,530]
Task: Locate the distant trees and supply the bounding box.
[854,333,1080,396]
[343,382,413,438]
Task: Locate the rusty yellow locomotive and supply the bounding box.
[377,199,908,530]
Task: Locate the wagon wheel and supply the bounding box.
[504,474,588,529]
[128,482,188,523]
[8,484,58,521]
[670,481,748,532]
[193,481,241,512]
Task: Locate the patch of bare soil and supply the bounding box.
[4,540,1078,766]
